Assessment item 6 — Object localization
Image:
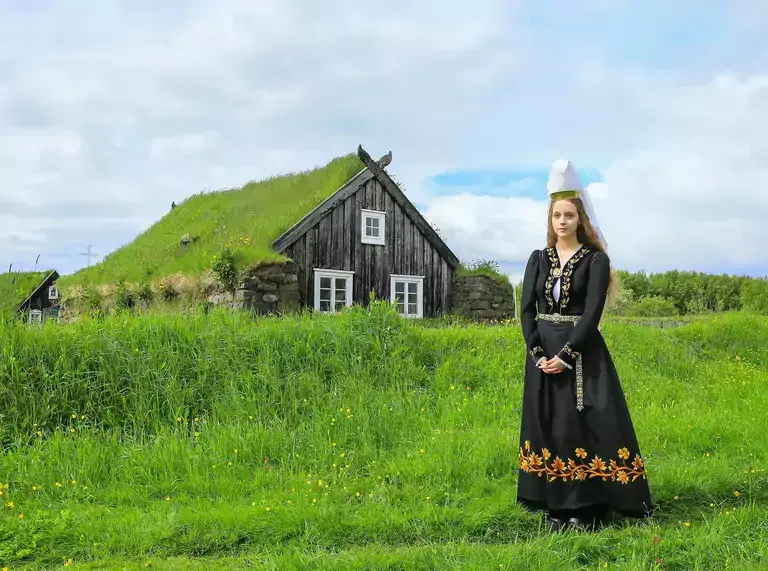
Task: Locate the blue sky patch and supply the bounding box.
[429,167,604,199]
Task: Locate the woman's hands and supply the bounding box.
[537,357,566,374]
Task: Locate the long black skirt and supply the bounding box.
[516,320,653,518]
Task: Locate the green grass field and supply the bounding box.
[0,306,766,570]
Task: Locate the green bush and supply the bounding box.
[114,281,135,310]
[741,278,768,314]
[212,246,238,294]
[626,295,679,317]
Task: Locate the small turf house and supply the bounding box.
[0,269,61,323]
[271,145,460,318]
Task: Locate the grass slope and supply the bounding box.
[0,270,52,319]
[0,308,766,569]
[57,154,364,289]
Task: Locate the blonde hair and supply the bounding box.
[547,198,618,303]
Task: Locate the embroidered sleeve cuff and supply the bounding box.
[556,344,579,368]
[529,345,545,364]
[555,356,572,370]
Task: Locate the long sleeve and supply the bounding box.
[521,249,545,364]
[555,251,610,367]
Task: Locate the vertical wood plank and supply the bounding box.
[289,238,306,306]
[424,244,433,317]
[433,246,442,317]
[332,202,344,268]
[371,181,384,299]
[354,187,363,303]
[383,190,393,300]
[343,196,352,271]
[441,259,449,315]
[305,226,317,309]
[393,200,403,275]
[318,214,332,268]
[363,181,372,304]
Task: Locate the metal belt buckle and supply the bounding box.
[552,312,563,322]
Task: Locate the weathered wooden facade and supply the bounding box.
[271,146,460,318]
[17,270,61,323]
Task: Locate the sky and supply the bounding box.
[2,1,767,284]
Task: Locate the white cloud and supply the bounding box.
[149,132,216,162]
[0,1,766,277]
[425,70,768,276]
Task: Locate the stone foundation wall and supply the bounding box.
[208,261,301,314]
[451,275,516,320]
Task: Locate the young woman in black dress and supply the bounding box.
[516,160,653,531]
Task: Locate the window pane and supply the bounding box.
[335,277,347,290]
[319,299,331,311]
[408,282,417,294]
[408,292,418,304]
[395,282,405,295]
[335,289,346,302]
[334,301,345,311]
[396,302,405,313]
[320,288,331,301]
[408,303,418,314]
[320,277,331,289]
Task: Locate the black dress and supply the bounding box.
[516,245,653,519]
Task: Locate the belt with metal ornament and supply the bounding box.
[535,312,584,411]
[536,312,581,323]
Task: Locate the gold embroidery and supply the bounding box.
[561,343,580,358]
[530,345,544,360]
[544,248,558,309]
[559,245,589,310]
[519,441,646,483]
[576,352,584,411]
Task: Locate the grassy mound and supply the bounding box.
[57,154,364,290]
[0,270,53,319]
[0,309,766,568]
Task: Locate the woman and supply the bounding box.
[516,160,653,531]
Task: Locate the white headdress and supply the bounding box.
[546,159,606,248]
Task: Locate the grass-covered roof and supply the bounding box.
[0,270,55,319]
[59,153,365,288]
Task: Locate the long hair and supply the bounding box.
[546,198,618,303]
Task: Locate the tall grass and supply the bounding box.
[0,307,766,569]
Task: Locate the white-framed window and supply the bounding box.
[29,309,42,324]
[361,209,386,245]
[48,286,59,300]
[390,274,424,318]
[313,269,354,313]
